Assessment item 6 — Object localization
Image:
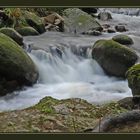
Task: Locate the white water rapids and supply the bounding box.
[1,9,140,112]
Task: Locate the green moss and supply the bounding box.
[126,64,140,96]
[93,39,137,64]
[22,11,45,33]
[95,102,127,117]
[0,27,23,45]
[16,26,39,36]
[34,97,59,114]
[34,96,126,118]
[0,33,34,72]
[112,34,134,45]
[92,39,138,77]
[0,33,38,95]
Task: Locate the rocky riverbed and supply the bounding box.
[1,8,140,133]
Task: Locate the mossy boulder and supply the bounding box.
[92,39,138,77]
[0,27,23,45]
[16,27,39,36]
[63,8,102,33]
[112,34,134,45]
[0,33,38,96]
[22,11,45,34]
[126,64,140,96]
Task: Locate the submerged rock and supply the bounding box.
[22,11,46,34]
[126,64,140,96]
[102,24,110,29]
[107,28,116,33]
[112,34,134,45]
[0,33,38,96]
[16,27,39,36]
[0,27,23,45]
[92,39,138,77]
[115,25,128,32]
[82,30,102,36]
[63,8,102,33]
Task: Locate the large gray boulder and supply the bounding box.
[63,8,102,33]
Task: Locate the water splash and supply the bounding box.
[0,48,131,112]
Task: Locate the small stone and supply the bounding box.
[53,104,70,115]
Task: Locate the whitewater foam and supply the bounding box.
[0,48,131,112]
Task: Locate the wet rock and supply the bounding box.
[126,64,140,96]
[92,26,103,32]
[22,11,46,34]
[16,27,39,36]
[43,13,64,32]
[50,46,62,58]
[115,25,128,32]
[92,39,138,77]
[0,27,23,45]
[63,8,102,33]
[0,33,38,96]
[98,12,112,21]
[107,28,116,33]
[102,24,110,29]
[112,34,134,45]
[82,30,102,36]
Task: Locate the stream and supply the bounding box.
[1,9,140,112]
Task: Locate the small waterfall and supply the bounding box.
[30,48,101,84]
[0,44,131,112]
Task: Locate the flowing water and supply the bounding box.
[1,9,140,112]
